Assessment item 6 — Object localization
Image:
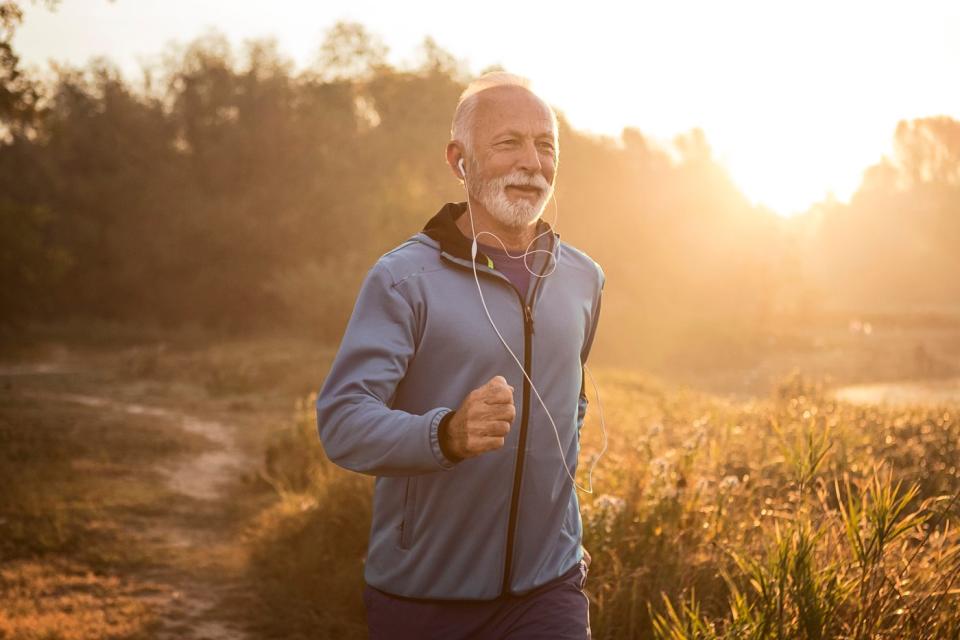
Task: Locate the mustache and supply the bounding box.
[495,171,551,191]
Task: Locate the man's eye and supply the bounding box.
[496,139,517,147]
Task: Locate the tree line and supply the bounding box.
[2,12,958,358]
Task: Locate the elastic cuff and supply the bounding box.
[429,408,460,469]
[438,410,464,464]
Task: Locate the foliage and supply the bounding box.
[259,370,960,639]
[2,19,957,350]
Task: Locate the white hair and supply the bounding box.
[450,71,558,154]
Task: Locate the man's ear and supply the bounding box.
[445,142,465,180]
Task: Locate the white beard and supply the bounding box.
[468,166,553,228]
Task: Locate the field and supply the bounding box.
[0,322,958,639]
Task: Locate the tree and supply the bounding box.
[0,0,65,323]
[894,116,960,186]
[315,21,387,82]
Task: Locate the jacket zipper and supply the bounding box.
[500,252,550,596]
[501,294,535,594]
[440,237,554,596]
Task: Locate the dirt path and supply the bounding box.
[2,363,263,639]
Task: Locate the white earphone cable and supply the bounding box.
[471,196,561,278]
[461,165,606,494]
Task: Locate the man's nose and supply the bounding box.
[516,139,543,174]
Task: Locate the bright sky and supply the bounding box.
[14,0,960,216]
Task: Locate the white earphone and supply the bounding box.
[457,155,607,494]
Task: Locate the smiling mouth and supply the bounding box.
[506,185,542,196]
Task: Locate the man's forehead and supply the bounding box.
[472,86,556,136]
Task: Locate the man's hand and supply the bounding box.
[442,376,516,460]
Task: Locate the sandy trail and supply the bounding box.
[6,365,259,639]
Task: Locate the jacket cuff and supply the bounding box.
[429,408,461,469]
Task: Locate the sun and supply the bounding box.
[708,108,886,217]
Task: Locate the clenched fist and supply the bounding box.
[441,376,516,460]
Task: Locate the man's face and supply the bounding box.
[465,86,558,229]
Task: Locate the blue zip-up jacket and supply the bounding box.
[315,202,604,600]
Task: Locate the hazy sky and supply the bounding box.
[14,0,960,215]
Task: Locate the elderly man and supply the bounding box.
[315,72,604,639]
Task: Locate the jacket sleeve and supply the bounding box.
[576,269,605,431]
[315,260,459,476]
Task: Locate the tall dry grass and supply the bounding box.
[258,370,960,639]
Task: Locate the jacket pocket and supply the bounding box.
[399,477,418,549]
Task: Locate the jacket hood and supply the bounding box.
[422,201,557,263]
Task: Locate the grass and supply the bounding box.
[0,366,238,639]
[0,388,210,567]
[0,334,349,638]
[582,371,960,639]
[255,368,960,639]
[242,396,372,640]
[2,328,958,638]
[0,558,158,640]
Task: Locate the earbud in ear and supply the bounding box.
[458,158,466,177]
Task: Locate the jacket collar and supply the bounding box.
[422,201,557,263]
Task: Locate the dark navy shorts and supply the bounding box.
[363,559,591,639]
